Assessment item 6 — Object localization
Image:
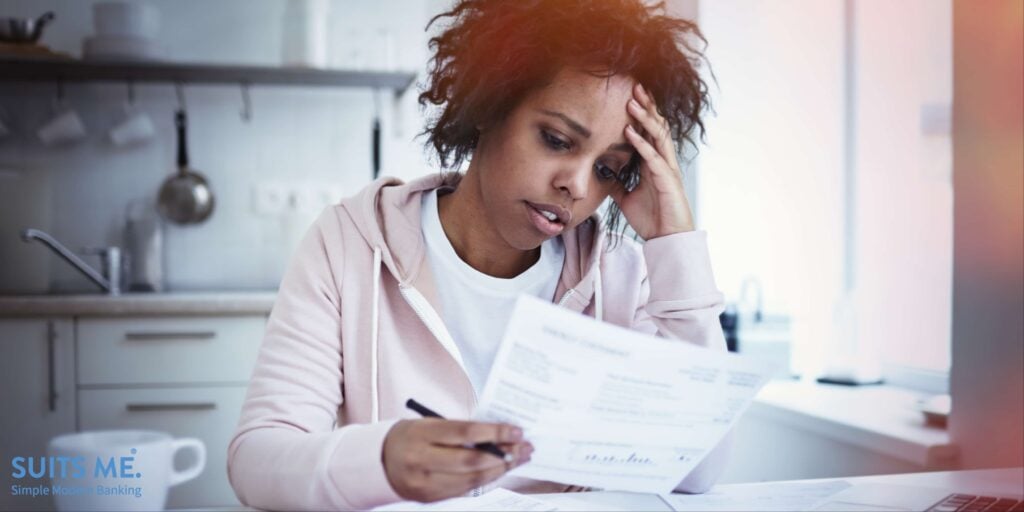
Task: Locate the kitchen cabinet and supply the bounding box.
[0,293,271,509]
[77,315,264,385]
[0,318,76,512]
[0,311,265,509]
[79,386,247,509]
[76,314,265,508]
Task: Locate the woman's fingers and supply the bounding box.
[614,84,696,238]
[402,440,532,503]
[636,83,671,140]
[410,457,519,502]
[628,83,677,168]
[422,419,523,447]
[383,419,533,503]
[624,124,666,175]
[423,441,533,473]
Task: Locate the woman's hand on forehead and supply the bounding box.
[612,82,696,239]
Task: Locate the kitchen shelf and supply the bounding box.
[0,56,417,95]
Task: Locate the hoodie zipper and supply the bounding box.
[397,283,487,498]
[397,283,474,396]
[557,288,577,307]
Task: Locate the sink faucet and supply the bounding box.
[739,276,763,323]
[21,228,121,295]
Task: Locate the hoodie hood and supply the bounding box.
[339,174,608,309]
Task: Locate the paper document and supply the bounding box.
[664,481,853,511]
[474,296,775,494]
[372,488,558,511]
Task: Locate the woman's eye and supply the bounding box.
[594,162,618,181]
[541,130,571,151]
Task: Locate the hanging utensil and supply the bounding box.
[157,109,215,224]
[372,89,381,179]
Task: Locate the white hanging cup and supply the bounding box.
[110,102,155,146]
[38,93,87,146]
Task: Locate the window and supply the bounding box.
[695,0,952,387]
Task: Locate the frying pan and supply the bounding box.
[158,110,214,224]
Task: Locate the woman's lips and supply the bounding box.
[526,201,566,237]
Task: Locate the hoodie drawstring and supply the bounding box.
[370,246,382,423]
[594,262,603,322]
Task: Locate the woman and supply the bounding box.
[228,0,730,509]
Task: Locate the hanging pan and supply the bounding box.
[157,109,214,224]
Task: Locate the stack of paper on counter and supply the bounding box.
[473,295,776,495]
[664,481,853,511]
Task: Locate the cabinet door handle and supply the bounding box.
[124,331,216,341]
[46,321,58,412]
[125,402,217,412]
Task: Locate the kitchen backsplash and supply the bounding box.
[0,0,448,293]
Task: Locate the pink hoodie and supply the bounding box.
[227,174,733,511]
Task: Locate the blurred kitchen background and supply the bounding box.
[1,0,1021,510]
[0,0,441,294]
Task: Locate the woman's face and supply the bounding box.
[470,67,639,251]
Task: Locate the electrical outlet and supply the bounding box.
[288,183,322,215]
[318,184,344,207]
[284,182,344,214]
[252,182,289,215]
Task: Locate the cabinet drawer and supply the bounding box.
[77,316,264,385]
[78,386,246,508]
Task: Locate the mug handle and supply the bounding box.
[167,437,206,487]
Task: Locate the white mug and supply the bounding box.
[94,1,160,39]
[47,430,205,511]
[37,109,87,145]
[109,106,155,146]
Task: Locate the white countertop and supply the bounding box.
[535,467,1023,511]
[0,291,277,317]
[750,378,956,468]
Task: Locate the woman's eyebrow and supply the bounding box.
[607,142,634,153]
[537,109,634,153]
[538,109,591,138]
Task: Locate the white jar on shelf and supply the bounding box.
[281,0,330,68]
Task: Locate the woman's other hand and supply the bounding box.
[382,418,533,502]
[614,82,696,239]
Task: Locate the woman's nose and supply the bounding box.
[553,160,590,200]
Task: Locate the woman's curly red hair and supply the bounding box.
[418,0,712,236]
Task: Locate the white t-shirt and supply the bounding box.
[421,189,565,395]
